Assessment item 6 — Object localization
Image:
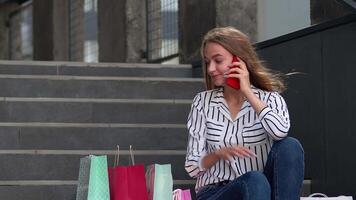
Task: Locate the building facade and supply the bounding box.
[0,0,353,64]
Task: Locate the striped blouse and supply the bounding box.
[184,87,290,192]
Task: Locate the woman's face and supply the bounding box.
[204,42,233,87]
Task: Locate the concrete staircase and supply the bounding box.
[0,60,204,200]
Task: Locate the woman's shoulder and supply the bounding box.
[194,88,219,97]
[251,86,284,102]
[191,88,221,107]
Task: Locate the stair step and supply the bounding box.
[0,180,311,200]
[0,185,76,200]
[0,99,191,124]
[0,60,203,200]
[0,181,197,200]
[0,60,194,77]
[0,75,204,99]
[0,124,187,150]
[0,153,190,180]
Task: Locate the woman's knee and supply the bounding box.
[273,137,304,162]
[275,137,303,153]
[240,171,271,192]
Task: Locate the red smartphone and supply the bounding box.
[226,56,240,90]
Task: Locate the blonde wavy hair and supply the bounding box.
[201,27,285,92]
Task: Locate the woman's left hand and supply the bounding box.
[224,59,252,95]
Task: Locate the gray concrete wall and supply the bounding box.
[33,0,54,60]
[147,0,161,61]
[98,0,146,63]
[53,0,69,61]
[0,3,18,60]
[33,0,70,61]
[69,0,84,62]
[98,0,126,62]
[126,0,147,62]
[216,0,257,42]
[179,0,216,64]
[179,0,258,64]
[8,10,22,60]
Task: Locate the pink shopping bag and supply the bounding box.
[173,189,192,200]
[108,145,148,200]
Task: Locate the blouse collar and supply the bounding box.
[209,86,258,122]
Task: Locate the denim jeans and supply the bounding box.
[196,137,304,200]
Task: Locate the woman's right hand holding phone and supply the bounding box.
[224,56,252,95]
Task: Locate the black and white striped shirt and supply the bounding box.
[185,87,290,192]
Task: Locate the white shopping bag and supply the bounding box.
[301,193,353,200]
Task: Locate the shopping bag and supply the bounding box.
[76,156,91,200]
[146,164,155,200]
[146,163,173,200]
[181,189,192,200]
[173,189,192,200]
[108,145,148,200]
[87,155,110,200]
[301,193,353,200]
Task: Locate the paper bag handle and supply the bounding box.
[129,145,135,165]
[113,145,120,167]
[113,145,135,166]
[308,193,328,197]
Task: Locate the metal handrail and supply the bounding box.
[341,0,356,10]
[8,0,32,18]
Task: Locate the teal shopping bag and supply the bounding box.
[146,164,173,200]
[76,156,91,200]
[87,155,110,200]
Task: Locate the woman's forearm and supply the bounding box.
[201,146,256,169]
[201,152,220,170]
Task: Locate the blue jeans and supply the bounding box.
[196,137,304,200]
